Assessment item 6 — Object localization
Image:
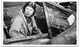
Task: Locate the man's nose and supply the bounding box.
[27,10,30,13]
[26,11,30,13]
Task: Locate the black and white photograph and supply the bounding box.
[3,1,77,45]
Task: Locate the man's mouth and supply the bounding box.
[26,13,29,15]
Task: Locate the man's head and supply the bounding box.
[23,2,36,17]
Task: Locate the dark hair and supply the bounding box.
[22,2,36,16]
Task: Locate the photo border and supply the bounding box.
[0,0,79,47]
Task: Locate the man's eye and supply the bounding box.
[30,9,33,11]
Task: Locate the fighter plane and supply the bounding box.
[3,2,76,44]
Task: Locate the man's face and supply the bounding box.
[24,6,34,17]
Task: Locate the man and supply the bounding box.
[9,2,42,39]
